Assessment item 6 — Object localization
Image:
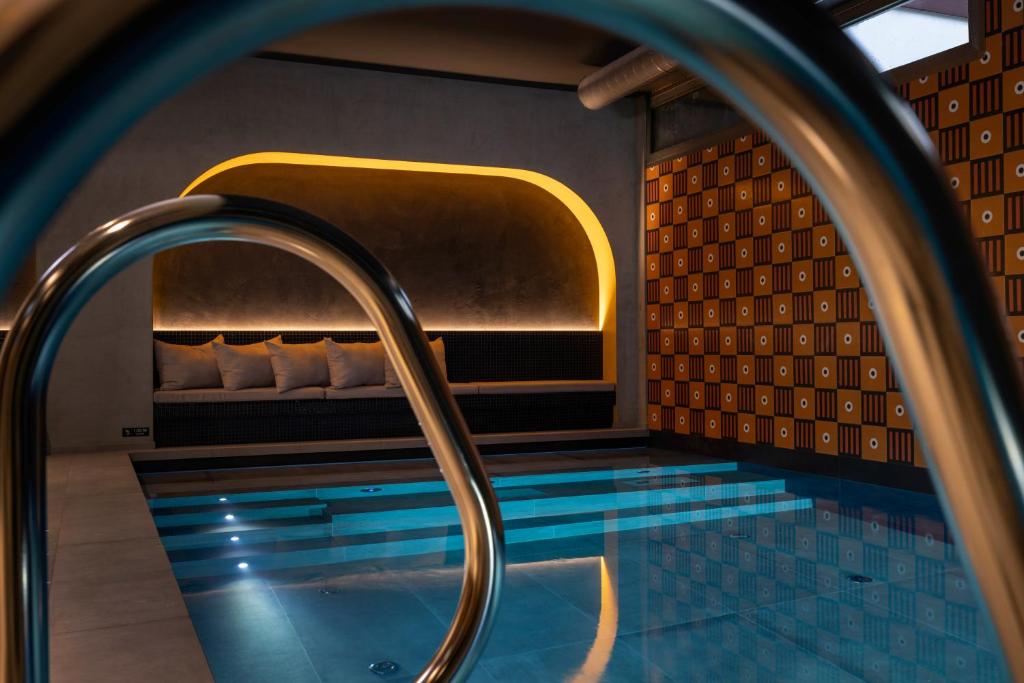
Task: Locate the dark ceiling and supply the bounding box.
[263,2,965,88]
[264,8,636,86]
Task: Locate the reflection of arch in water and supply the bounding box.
[569,556,618,683]
[178,152,617,378]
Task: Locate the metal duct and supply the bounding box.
[577,46,677,109]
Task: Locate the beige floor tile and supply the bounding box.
[47,495,65,535]
[66,454,141,497]
[58,494,157,545]
[50,617,212,683]
[50,576,187,634]
[46,465,70,499]
[51,538,173,584]
[46,453,212,681]
[67,452,128,466]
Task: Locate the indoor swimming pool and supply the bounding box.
[143,453,1006,682]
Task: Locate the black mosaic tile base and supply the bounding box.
[153,391,615,448]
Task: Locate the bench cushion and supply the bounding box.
[154,386,325,403]
[154,335,224,390]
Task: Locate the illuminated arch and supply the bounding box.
[181,152,616,332]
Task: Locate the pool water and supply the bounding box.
[144,453,1006,682]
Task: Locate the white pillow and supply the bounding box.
[212,336,282,390]
[154,336,224,390]
[264,339,329,392]
[325,340,385,388]
[384,337,446,388]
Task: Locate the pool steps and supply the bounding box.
[150,463,818,579]
[158,478,786,551]
[168,495,811,579]
[148,462,737,509]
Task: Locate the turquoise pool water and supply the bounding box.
[146,456,1006,682]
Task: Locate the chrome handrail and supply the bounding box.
[0,194,505,682]
[3,1,1024,681]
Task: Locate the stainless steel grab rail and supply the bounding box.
[0,194,505,682]
[3,0,1024,681]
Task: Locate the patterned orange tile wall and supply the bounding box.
[644,0,1024,468]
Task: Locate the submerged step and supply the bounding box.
[169,495,812,579]
[157,479,786,551]
[331,479,788,537]
[154,503,328,529]
[148,462,739,510]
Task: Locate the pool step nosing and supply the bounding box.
[157,480,793,550]
[147,462,742,509]
[168,495,813,579]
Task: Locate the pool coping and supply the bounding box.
[46,451,213,682]
[129,426,649,462]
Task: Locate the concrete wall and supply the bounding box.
[41,56,643,452]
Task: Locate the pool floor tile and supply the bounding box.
[619,613,862,683]
[399,564,601,660]
[517,555,707,637]
[185,578,321,683]
[272,572,451,683]
[480,637,674,682]
[737,590,1008,683]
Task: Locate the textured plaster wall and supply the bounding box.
[41,55,642,451]
[158,165,600,331]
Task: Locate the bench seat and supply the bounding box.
[154,386,325,403]
[154,380,614,403]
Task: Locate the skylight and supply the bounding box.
[843,3,970,74]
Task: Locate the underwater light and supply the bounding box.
[224,514,235,521]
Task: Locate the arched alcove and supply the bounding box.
[155,153,616,376]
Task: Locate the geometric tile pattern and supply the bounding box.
[644,0,1024,468]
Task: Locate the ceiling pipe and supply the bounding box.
[577,1,923,110]
[577,45,676,110]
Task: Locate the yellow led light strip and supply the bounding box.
[181,152,616,331]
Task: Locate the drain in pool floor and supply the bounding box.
[369,660,401,676]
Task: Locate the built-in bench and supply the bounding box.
[152,331,614,447]
[153,380,613,403]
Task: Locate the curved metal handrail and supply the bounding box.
[0,194,505,682]
[3,0,1024,681]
